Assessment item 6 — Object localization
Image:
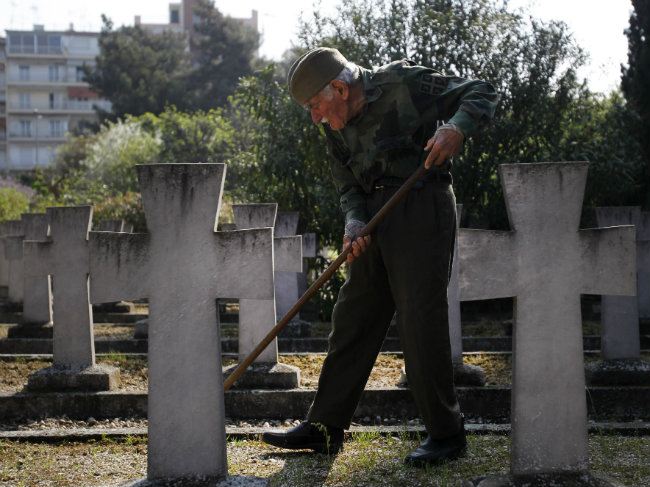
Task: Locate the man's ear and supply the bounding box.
[330,79,349,100]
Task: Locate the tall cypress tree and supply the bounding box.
[621,0,650,208]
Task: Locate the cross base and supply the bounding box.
[585,359,650,386]
[27,364,120,392]
[117,475,269,487]
[222,362,300,389]
[463,472,626,487]
[398,362,486,387]
[7,322,53,339]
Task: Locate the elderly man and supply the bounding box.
[262,47,498,467]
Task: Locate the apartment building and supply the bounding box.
[2,25,111,171]
[135,0,258,44]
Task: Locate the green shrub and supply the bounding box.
[0,187,31,222]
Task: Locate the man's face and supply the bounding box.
[305,84,349,131]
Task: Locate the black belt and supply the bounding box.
[373,171,451,190]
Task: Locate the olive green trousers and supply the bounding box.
[307,179,463,439]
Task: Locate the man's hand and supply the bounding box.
[343,234,371,263]
[343,218,370,263]
[424,125,464,169]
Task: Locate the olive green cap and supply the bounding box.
[288,47,348,105]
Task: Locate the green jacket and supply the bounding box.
[324,59,498,224]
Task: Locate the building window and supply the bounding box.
[20,120,32,137]
[19,65,30,82]
[76,67,86,82]
[50,120,62,137]
[19,93,31,109]
[48,93,62,109]
[49,65,60,82]
[170,8,180,23]
[48,35,62,54]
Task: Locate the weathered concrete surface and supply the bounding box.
[3,333,644,356]
[464,472,626,487]
[23,207,97,367]
[596,207,643,362]
[222,362,300,389]
[88,164,274,482]
[0,221,22,288]
[113,475,269,487]
[232,204,301,387]
[2,386,648,424]
[459,163,636,477]
[27,364,120,392]
[585,358,650,386]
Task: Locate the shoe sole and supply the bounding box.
[404,445,467,468]
[261,435,342,454]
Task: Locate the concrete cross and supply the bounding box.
[637,212,650,320]
[23,206,119,391]
[273,211,303,322]
[231,203,301,388]
[458,163,636,476]
[0,220,22,291]
[596,207,643,359]
[585,207,650,385]
[89,164,275,482]
[4,214,51,334]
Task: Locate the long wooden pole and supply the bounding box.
[223,164,429,391]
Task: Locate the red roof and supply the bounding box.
[68,86,99,99]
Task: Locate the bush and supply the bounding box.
[0,187,31,222]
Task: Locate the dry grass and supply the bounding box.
[0,433,648,487]
[0,353,518,394]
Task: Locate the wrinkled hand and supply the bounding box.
[424,127,464,169]
[343,218,371,263]
[343,234,371,263]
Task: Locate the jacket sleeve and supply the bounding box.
[409,69,499,137]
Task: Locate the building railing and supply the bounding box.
[8,45,63,55]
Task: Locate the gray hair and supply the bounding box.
[320,62,361,99]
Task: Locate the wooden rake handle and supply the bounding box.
[223,164,429,392]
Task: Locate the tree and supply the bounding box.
[189,0,261,109]
[294,0,593,228]
[621,0,650,209]
[84,16,194,121]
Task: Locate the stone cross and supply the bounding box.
[230,203,301,388]
[638,212,650,320]
[448,204,485,385]
[89,164,275,482]
[0,220,22,291]
[4,214,51,335]
[23,206,119,391]
[458,163,635,477]
[585,207,650,385]
[273,211,303,322]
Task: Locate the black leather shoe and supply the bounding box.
[404,430,467,468]
[261,421,344,454]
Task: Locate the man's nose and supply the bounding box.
[311,109,321,124]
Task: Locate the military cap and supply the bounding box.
[288,47,349,105]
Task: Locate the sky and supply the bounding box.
[0,0,634,94]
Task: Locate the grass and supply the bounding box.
[1,432,647,486]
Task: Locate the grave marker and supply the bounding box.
[89,164,274,482]
[0,220,22,292]
[5,214,52,338]
[24,206,119,391]
[229,203,301,388]
[459,163,635,482]
[584,207,650,385]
